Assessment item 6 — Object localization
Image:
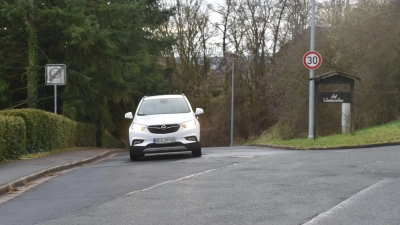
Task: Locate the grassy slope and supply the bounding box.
[245,119,400,149]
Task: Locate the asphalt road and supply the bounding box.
[1,146,400,225]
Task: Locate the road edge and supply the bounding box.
[248,142,400,150]
[0,149,127,197]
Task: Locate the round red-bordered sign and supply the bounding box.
[303,51,322,70]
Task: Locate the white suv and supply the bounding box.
[125,94,204,161]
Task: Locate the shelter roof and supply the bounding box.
[310,71,361,82]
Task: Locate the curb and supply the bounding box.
[248,142,400,150]
[0,149,127,197]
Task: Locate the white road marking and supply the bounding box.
[303,179,390,225]
[125,163,240,196]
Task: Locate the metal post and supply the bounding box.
[341,103,351,133]
[231,59,234,147]
[308,0,316,139]
[54,85,57,114]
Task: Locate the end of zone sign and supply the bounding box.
[303,51,322,70]
[45,64,66,85]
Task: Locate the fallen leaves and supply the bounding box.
[45,171,54,177]
[7,185,19,194]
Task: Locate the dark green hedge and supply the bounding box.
[0,109,125,162]
[101,131,127,149]
[0,116,26,161]
[0,109,97,154]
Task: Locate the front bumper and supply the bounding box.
[130,142,200,155]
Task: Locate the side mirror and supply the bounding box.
[195,108,204,116]
[125,112,133,119]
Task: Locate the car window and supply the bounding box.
[137,98,190,115]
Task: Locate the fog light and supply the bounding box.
[132,140,144,145]
[185,136,197,142]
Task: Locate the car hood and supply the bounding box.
[133,113,194,126]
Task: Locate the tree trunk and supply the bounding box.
[27,0,38,108]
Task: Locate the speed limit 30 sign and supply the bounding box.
[303,51,322,70]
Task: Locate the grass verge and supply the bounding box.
[245,119,400,149]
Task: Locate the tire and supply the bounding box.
[130,151,142,161]
[192,143,202,157]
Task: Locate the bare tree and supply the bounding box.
[285,0,311,40]
[167,0,217,97]
[272,0,288,56]
[207,0,236,56]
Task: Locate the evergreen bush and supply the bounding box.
[0,109,124,162]
[0,109,96,154]
[0,115,26,161]
[101,131,127,149]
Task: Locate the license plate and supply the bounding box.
[153,137,176,144]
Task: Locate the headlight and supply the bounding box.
[181,119,196,129]
[132,123,146,131]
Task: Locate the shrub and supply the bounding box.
[75,122,97,147]
[0,116,26,161]
[0,109,124,162]
[101,131,127,149]
[0,109,96,153]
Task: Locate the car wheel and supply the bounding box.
[192,144,202,157]
[130,151,142,161]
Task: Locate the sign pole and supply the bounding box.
[54,85,57,114]
[45,64,66,114]
[308,0,316,139]
[230,59,234,147]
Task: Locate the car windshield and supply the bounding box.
[137,98,190,115]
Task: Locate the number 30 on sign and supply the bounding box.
[303,51,322,70]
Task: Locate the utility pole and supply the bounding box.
[308,0,316,139]
[231,58,234,147]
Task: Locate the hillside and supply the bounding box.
[245,119,400,149]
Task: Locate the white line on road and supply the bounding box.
[302,178,390,225]
[125,163,240,196]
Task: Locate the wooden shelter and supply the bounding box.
[310,71,361,137]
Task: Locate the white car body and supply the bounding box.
[125,94,203,160]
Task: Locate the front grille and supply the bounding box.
[147,124,180,134]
